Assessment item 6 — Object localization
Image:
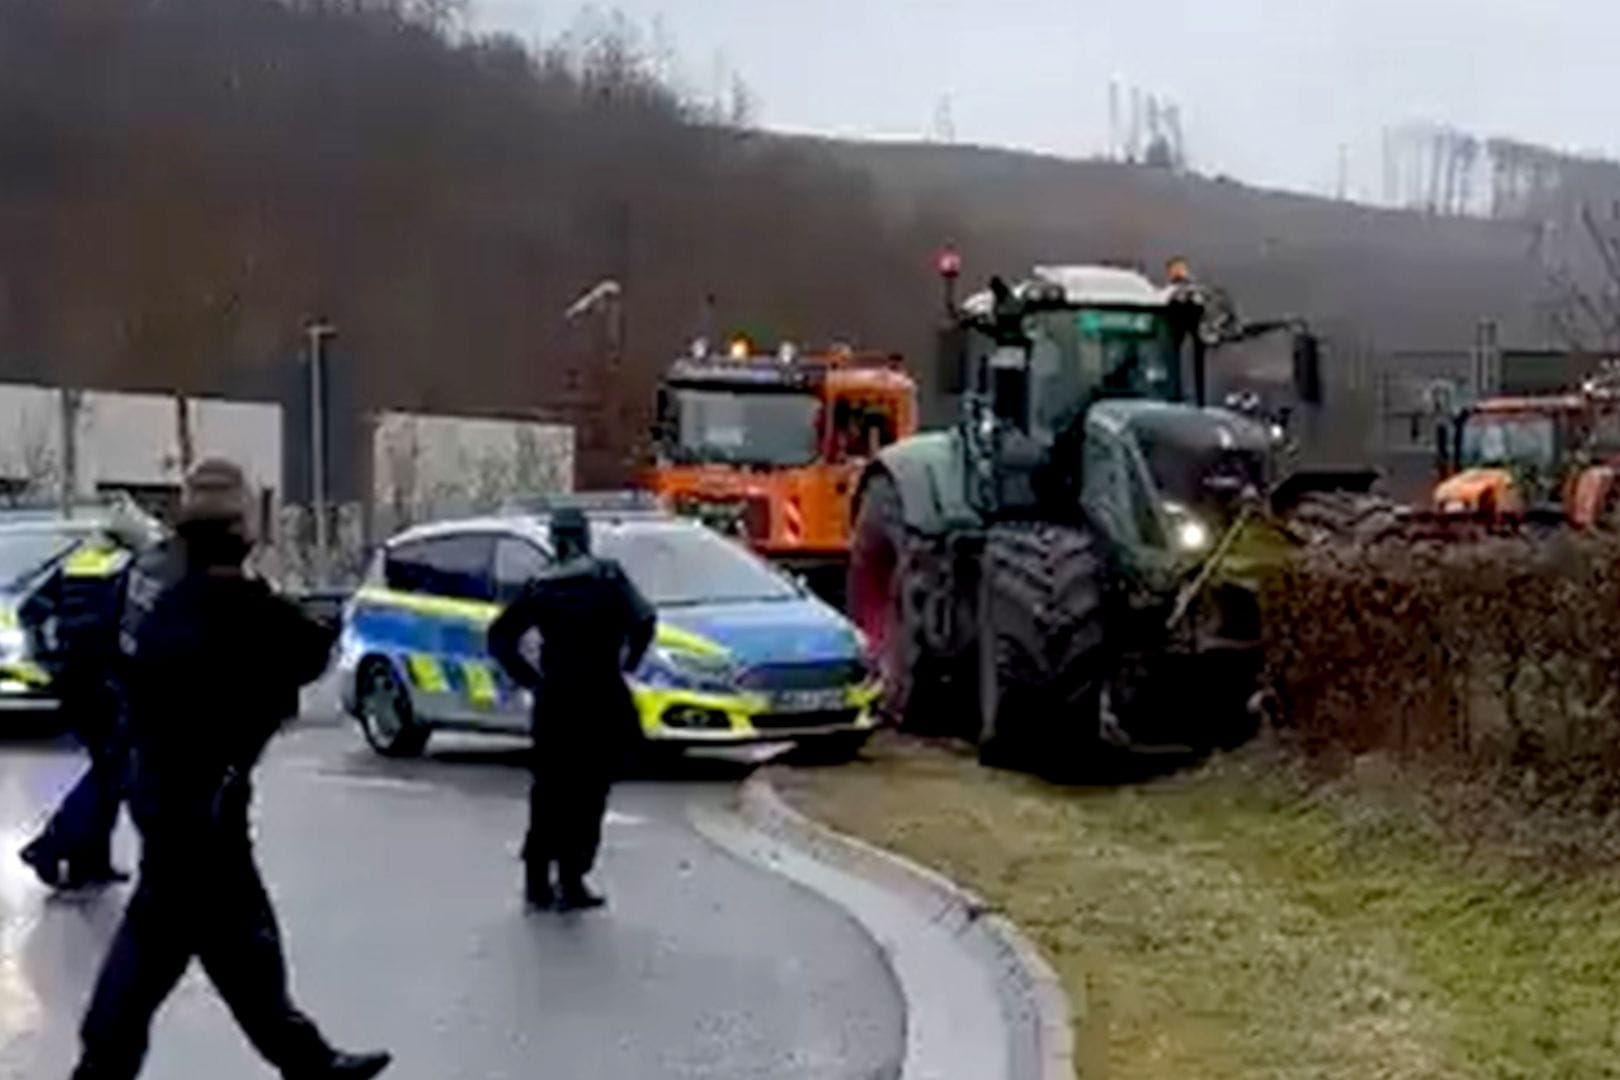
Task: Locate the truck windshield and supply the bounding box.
[669,389,820,467]
[1460,413,1557,470]
[1027,308,1180,437]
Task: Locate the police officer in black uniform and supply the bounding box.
[70,459,390,1080]
[488,507,656,911]
[17,506,153,889]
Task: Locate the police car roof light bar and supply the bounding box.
[501,490,664,517]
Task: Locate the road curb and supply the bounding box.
[733,774,1077,1080]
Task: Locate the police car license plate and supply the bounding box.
[771,688,847,713]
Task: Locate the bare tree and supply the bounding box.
[727,72,756,129]
[1539,203,1620,352]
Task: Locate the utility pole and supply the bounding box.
[305,318,336,586]
[1108,79,1121,161]
[59,387,80,517]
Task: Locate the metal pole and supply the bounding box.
[59,387,79,518]
[306,321,334,586]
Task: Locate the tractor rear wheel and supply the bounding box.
[977,522,1106,775]
[848,474,957,732]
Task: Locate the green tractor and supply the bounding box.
[846,262,1367,771]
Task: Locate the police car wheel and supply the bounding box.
[358,660,430,758]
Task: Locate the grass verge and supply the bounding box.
[775,735,1620,1080]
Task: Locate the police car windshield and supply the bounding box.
[595,524,799,606]
[0,528,82,590]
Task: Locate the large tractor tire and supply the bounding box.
[977,522,1106,774]
[848,474,960,732]
[1283,491,1404,545]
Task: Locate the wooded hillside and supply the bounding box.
[0,0,1568,486]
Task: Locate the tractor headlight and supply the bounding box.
[1162,502,1213,553]
[1176,518,1212,552]
[643,645,737,692]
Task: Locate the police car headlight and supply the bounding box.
[0,626,26,663]
[644,645,737,692]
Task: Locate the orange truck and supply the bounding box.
[642,341,918,601]
[1432,382,1620,526]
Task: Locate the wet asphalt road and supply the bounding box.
[0,722,904,1079]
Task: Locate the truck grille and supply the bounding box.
[738,660,867,692]
[674,495,772,541]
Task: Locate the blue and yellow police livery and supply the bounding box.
[0,504,157,715]
[337,501,881,757]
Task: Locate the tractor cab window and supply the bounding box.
[1588,410,1620,457]
[1459,413,1556,470]
[668,388,820,467]
[1077,309,1179,401]
[1026,308,1181,441]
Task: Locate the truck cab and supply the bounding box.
[643,343,917,594]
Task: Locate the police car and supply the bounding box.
[0,500,162,716]
[336,495,881,757]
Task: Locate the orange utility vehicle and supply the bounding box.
[643,341,918,601]
[1433,374,1620,526]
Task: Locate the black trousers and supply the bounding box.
[32,677,126,873]
[524,756,611,885]
[72,826,332,1079]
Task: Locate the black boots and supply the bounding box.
[525,864,605,912]
[20,841,129,891]
[287,1050,393,1079]
[19,840,65,888]
[556,879,606,912]
[524,869,556,911]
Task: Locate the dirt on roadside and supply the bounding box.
[776,734,1620,1080]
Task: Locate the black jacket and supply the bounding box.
[118,537,186,661]
[128,571,334,835]
[21,546,132,677]
[488,556,655,752]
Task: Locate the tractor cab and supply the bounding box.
[1436,390,1620,522]
[945,267,1188,416]
[938,264,1320,545]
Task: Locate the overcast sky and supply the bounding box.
[471,1,1618,200]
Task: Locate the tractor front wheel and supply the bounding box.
[977,522,1106,776]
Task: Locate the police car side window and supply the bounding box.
[387,535,495,601]
[383,541,432,593]
[494,538,550,603]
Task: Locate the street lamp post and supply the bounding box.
[305,319,336,586]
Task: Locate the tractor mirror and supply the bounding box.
[1434,419,1453,476]
[1293,334,1323,406]
[936,325,969,396]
